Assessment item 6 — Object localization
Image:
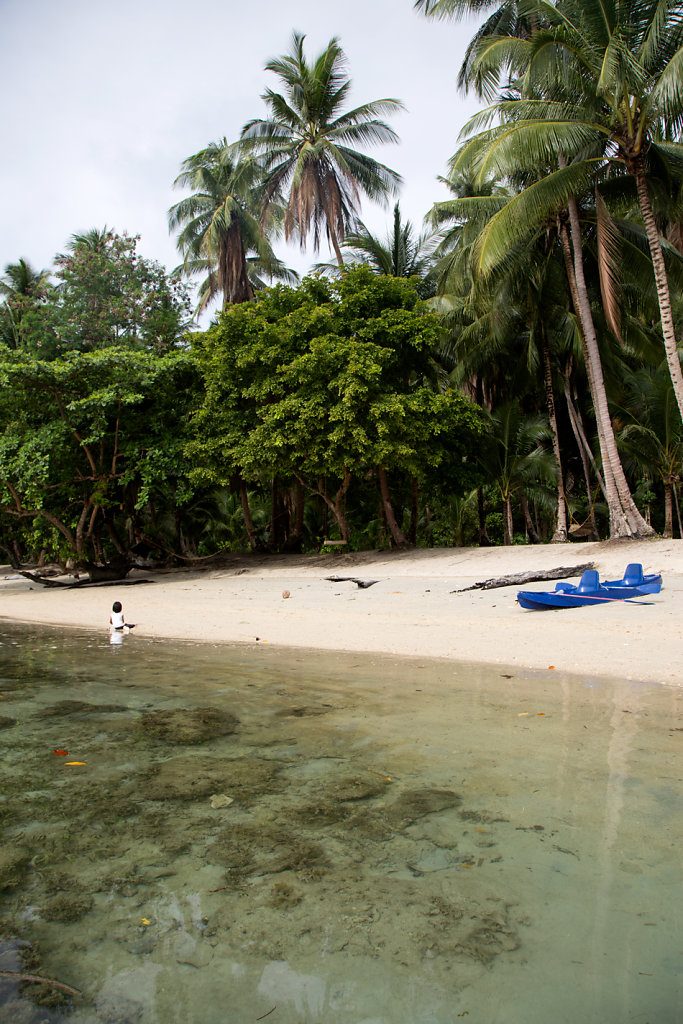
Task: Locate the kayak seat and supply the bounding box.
[577,569,600,593]
[622,563,644,586]
[554,582,574,592]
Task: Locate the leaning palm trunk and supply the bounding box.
[560,208,653,538]
[564,374,602,538]
[634,163,683,427]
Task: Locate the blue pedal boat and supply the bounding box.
[517,564,661,610]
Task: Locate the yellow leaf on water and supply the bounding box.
[65,761,86,765]
[140,918,151,926]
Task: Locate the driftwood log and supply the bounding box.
[325,575,380,589]
[14,570,151,589]
[451,562,595,593]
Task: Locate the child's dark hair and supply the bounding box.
[112,601,122,613]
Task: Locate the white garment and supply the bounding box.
[110,610,125,629]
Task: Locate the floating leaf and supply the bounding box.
[65,761,86,765]
[53,749,68,756]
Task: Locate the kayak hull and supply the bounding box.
[517,564,661,610]
[517,588,647,610]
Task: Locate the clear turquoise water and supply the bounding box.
[0,621,681,1024]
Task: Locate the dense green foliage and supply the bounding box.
[190,269,488,546]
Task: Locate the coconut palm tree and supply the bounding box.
[239,32,404,268]
[169,140,291,310]
[442,0,683,423]
[315,202,437,294]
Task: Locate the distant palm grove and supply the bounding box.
[2,0,683,574]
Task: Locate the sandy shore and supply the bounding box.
[2,538,682,685]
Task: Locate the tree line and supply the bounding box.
[2,3,683,572]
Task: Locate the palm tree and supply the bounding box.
[169,140,290,310]
[342,202,436,279]
[315,202,437,294]
[239,32,403,268]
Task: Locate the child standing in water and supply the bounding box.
[110,601,134,632]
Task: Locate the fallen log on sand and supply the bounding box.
[451,562,595,593]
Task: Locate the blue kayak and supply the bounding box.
[602,562,662,593]
[517,564,661,610]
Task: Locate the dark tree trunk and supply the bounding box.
[520,492,541,543]
[378,467,408,547]
[236,477,260,552]
[477,488,492,546]
[408,478,419,545]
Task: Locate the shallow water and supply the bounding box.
[0,621,681,1024]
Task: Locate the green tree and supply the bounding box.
[190,269,487,545]
[43,229,193,355]
[0,347,200,570]
[240,33,403,267]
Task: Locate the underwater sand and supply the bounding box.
[0,623,681,1023]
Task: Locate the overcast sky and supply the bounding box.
[1,0,482,306]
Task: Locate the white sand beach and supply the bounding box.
[2,538,682,686]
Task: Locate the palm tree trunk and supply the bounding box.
[220,224,254,306]
[564,378,601,538]
[663,481,673,538]
[561,208,653,537]
[503,496,514,545]
[541,328,568,542]
[634,162,683,427]
[378,467,408,547]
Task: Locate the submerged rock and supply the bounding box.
[35,700,128,718]
[142,755,282,803]
[41,892,94,923]
[386,788,462,828]
[136,707,239,745]
[0,846,30,891]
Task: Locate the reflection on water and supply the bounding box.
[0,621,681,1024]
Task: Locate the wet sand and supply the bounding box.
[2,538,682,686]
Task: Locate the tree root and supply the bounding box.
[0,969,81,997]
